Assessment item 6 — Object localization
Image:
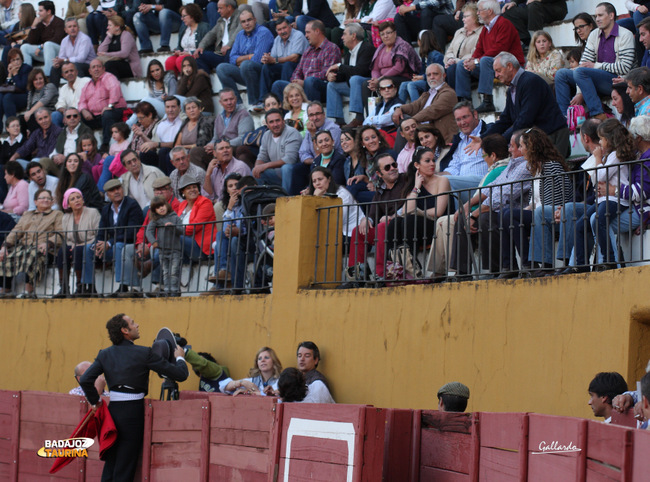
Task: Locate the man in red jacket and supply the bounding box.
[454,0,524,113]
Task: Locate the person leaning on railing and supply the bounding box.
[499,127,574,279]
[384,147,450,278]
[54,187,100,298]
[563,119,636,274]
[0,187,62,298]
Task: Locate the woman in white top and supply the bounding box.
[282,83,309,137]
[278,367,335,404]
[305,166,360,239]
[221,346,284,396]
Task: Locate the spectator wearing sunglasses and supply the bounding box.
[363,76,402,132]
[41,107,93,177]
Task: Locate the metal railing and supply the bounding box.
[0,212,275,299]
[314,159,650,287]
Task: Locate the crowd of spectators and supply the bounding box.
[2,0,650,294]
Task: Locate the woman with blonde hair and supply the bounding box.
[222,347,284,395]
[283,83,309,137]
[97,16,143,79]
[443,4,483,91]
[525,30,565,84]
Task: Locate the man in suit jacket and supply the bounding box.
[326,23,376,126]
[195,0,242,72]
[80,314,188,481]
[392,63,457,144]
[485,51,569,157]
[80,179,145,296]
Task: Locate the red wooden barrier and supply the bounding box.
[0,390,20,482]
[277,403,381,481]
[413,410,479,482]
[610,409,638,429]
[631,427,650,479]
[382,408,414,481]
[140,399,210,481]
[18,391,88,481]
[527,414,587,482]
[585,420,633,482]
[478,412,528,482]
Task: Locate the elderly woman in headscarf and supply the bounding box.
[54,188,101,298]
[0,188,63,298]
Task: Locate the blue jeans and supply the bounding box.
[556,202,586,263]
[206,2,220,28]
[82,241,127,285]
[590,201,640,264]
[217,60,263,104]
[260,62,298,100]
[573,203,597,266]
[258,165,293,194]
[51,110,64,127]
[554,68,576,117]
[196,50,228,73]
[326,75,368,119]
[500,207,533,270]
[272,77,327,102]
[617,9,650,33]
[126,96,167,126]
[133,8,182,50]
[98,155,115,194]
[572,68,615,117]
[282,162,310,195]
[180,235,208,262]
[531,205,566,265]
[456,57,495,98]
[296,15,316,33]
[445,62,458,90]
[214,230,239,277]
[445,175,484,207]
[0,92,27,124]
[86,11,108,45]
[21,41,60,76]
[122,244,162,287]
[398,79,427,103]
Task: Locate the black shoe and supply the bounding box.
[157,45,171,52]
[476,100,495,113]
[594,263,617,272]
[139,48,154,54]
[497,271,518,279]
[560,266,590,275]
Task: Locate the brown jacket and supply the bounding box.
[400,83,457,144]
[4,209,63,251]
[62,207,101,247]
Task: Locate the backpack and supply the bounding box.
[567,105,586,147]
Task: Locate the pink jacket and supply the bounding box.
[98,30,143,77]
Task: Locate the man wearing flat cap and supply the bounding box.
[80,314,188,481]
[121,176,181,295]
[437,381,470,412]
[80,179,144,297]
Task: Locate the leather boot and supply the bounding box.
[476,94,495,113]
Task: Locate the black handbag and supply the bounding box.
[242,125,268,147]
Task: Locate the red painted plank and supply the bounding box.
[586,420,632,478]
[209,464,268,482]
[209,443,269,473]
[84,458,105,481]
[17,448,80,480]
[480,412,528,450]
[277,457,352,481]
[266,399,284,482]
[151,430,202,444]
[19,421,79,451]
[19,392,84,425]
[610,410,637,428]
[150,399,207,431]
[284,435,352,465]
[363,407,388,482]
[410,409,422,481]
[210,396,278,432]
[419,429,472,473]
[210,428,270,448]
[478,447,520,482]
[200,399,210,482]
[420,465,470,482]
[420,411,473,434]
[586,459,622,482]
[631,429,650,479]
[528,449,583,482]
[150,466,201,480]
[140,401,154,482]
[150,442,202,468]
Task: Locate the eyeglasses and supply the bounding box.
[382,162,398,172]
[379,84,394,90]
[308,111,324,118]
[37,196,53,201]
[380,30,395,37]
[574,24,589,31]
[66,114,79,119]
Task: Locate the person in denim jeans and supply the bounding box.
[555,3,636,120]
[132,0,182,53]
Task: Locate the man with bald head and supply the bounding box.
[69,361,108,396]
[78,58,127,152]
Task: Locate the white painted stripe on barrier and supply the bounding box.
[283,417,357,482]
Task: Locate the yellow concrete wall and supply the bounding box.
[2,197,649,421]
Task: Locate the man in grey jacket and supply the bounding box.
[195,0,242,73]
[252,109,302,193]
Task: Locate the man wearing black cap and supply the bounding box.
[80,313,188,481]
[437,382,470,412]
